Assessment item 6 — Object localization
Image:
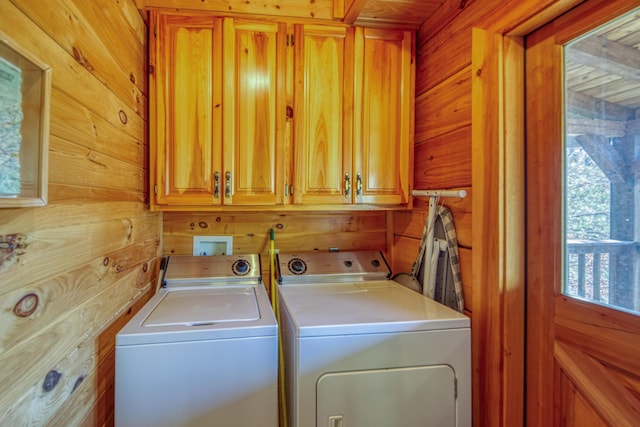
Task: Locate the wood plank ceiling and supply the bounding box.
[136,0,448,29]
[354,0,447,28]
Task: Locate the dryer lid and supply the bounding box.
[278,281,469,337]
[143,287,259,327]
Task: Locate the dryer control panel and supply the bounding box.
[277,251,391,285]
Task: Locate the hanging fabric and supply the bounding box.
[391,196,440,293]
[426,205,465,313]
[393,192,465,313]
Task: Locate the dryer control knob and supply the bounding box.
[232,259,251,275]
[288,258,307,275]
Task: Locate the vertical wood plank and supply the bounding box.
[471,28,525,427]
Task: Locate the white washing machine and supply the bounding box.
[277,251,471,427]
[115,254,278,427]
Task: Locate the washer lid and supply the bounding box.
[143,287,259,327]
[116,285,277,346]
[278,280,469,337]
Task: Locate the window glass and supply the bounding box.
[563,8,640,315]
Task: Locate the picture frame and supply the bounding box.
[0,30,51,207]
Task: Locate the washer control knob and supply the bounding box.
[371,259,380,268]
[232,259,250,276]
[288,258,307,275]
[344,260,353,268]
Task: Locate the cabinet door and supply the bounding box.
[292,25,354,205]
[354,28,413,205]
[222,19,286,205]
[152,13,223,206]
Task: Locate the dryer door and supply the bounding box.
[317,365,456,427]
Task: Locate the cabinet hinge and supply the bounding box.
[286,34,294,47]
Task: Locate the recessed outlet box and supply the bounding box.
[193,236,233,256]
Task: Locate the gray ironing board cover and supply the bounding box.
[392,204,465,313]
[433,205,465,313]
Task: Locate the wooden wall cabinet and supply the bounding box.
[150,12,413,210]
[292,26,413,206]
[222,19,286,206]
[151,13,222,206]
[292,24,355,205]
[151,13,285,207]
[354,28,413,206]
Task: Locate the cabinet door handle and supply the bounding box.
[344,172,351,198]
[356,172,362,196]
[225,171,231,198]
[214,171,220,198]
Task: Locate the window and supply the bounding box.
[563,8,640,314]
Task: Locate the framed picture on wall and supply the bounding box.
[0,30,50,207]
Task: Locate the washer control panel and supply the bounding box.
[163,254,261,287]
[278,251,391,285]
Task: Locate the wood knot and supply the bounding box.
[118,110,128,124]
[72,46,94,71]
[103,257,110,266]
[14,293,39,318]
[143,263,148,273]
[43,370,61,392]
[72,376,85,393]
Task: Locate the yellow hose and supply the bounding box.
[270,229,287,427]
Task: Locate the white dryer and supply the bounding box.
[277,251,471,427]
[115,254,278,427]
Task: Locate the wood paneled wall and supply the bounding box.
[162,211,389,294]
[0,1,159,425]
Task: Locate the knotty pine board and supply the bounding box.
[0,0,156,425]
[163,210,389,297]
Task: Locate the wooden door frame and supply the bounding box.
[469,1,595,426]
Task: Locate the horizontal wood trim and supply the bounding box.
[152,204,413,212]
[415,65,472,143]
[414,126,472,190]
[144,0,336,20]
